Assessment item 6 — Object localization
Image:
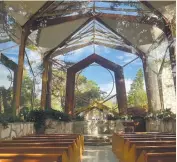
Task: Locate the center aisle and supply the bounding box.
[81,146,118,162]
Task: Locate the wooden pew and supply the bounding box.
[0,142,79,162]
[128,145,176,162]
[123,140,176,162]
[13,136,82,152]
[24,134,85,151]
[0,153,63,162]
[13,135,83,157]
[112,132,176,161]
[0,147,73,162]
[112,132,175,152]
[137,152,176,162]
[114,136,175,159]
[0,134,83,162]
[12,138,82,159]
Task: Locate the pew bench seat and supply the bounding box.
[137,151,176,162]
[0,153,63,162]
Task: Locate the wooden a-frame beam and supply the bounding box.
[51,41,133,58]
[31,12,165,32]
[65,54,127,115]
[68,53,121,73]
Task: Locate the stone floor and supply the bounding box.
[81,146,118,162]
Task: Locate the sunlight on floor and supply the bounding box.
[82,146,118,162]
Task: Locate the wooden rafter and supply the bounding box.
[51,40,133,58]
[31,12,164,31]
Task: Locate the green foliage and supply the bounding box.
[27,109,46,132]
[27,44,38,51]
[0,87,13,114]
[0,113,24,128]
[26,109,72,132]
[156,109,176,121]
[19,106,31,120]
[127,68,147,108]
[119,114,132,121]
[52,69,103,110]
[45,109,72,122]
[145,108,176,121]
[21,70,34,107]
[75,76,102,108]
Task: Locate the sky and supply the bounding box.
[57,44,143,96]
[0,41,143,96]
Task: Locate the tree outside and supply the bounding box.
[127,68,147,108]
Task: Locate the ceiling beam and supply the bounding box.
[51,40,133,58]
[31,13,92,31]
[31,12,164,32]
[40,7,151,17]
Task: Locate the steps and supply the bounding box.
[84,134,112,146]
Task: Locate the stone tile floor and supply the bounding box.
[82,146,118,162]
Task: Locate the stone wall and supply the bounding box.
[45,119,124,134]
[45,119,73,134]
[146,119,176,133]
[0,122,34,140]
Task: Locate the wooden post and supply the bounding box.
[115,67,127,114]
[14,28,29,116]
[41,58,49,110]
[46,60,52,109]
[65,70,75,115]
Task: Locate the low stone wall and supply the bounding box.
[146,119,176,133]
[45,119,73,134]
[45,119,124,134]
[0,122,35,140]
